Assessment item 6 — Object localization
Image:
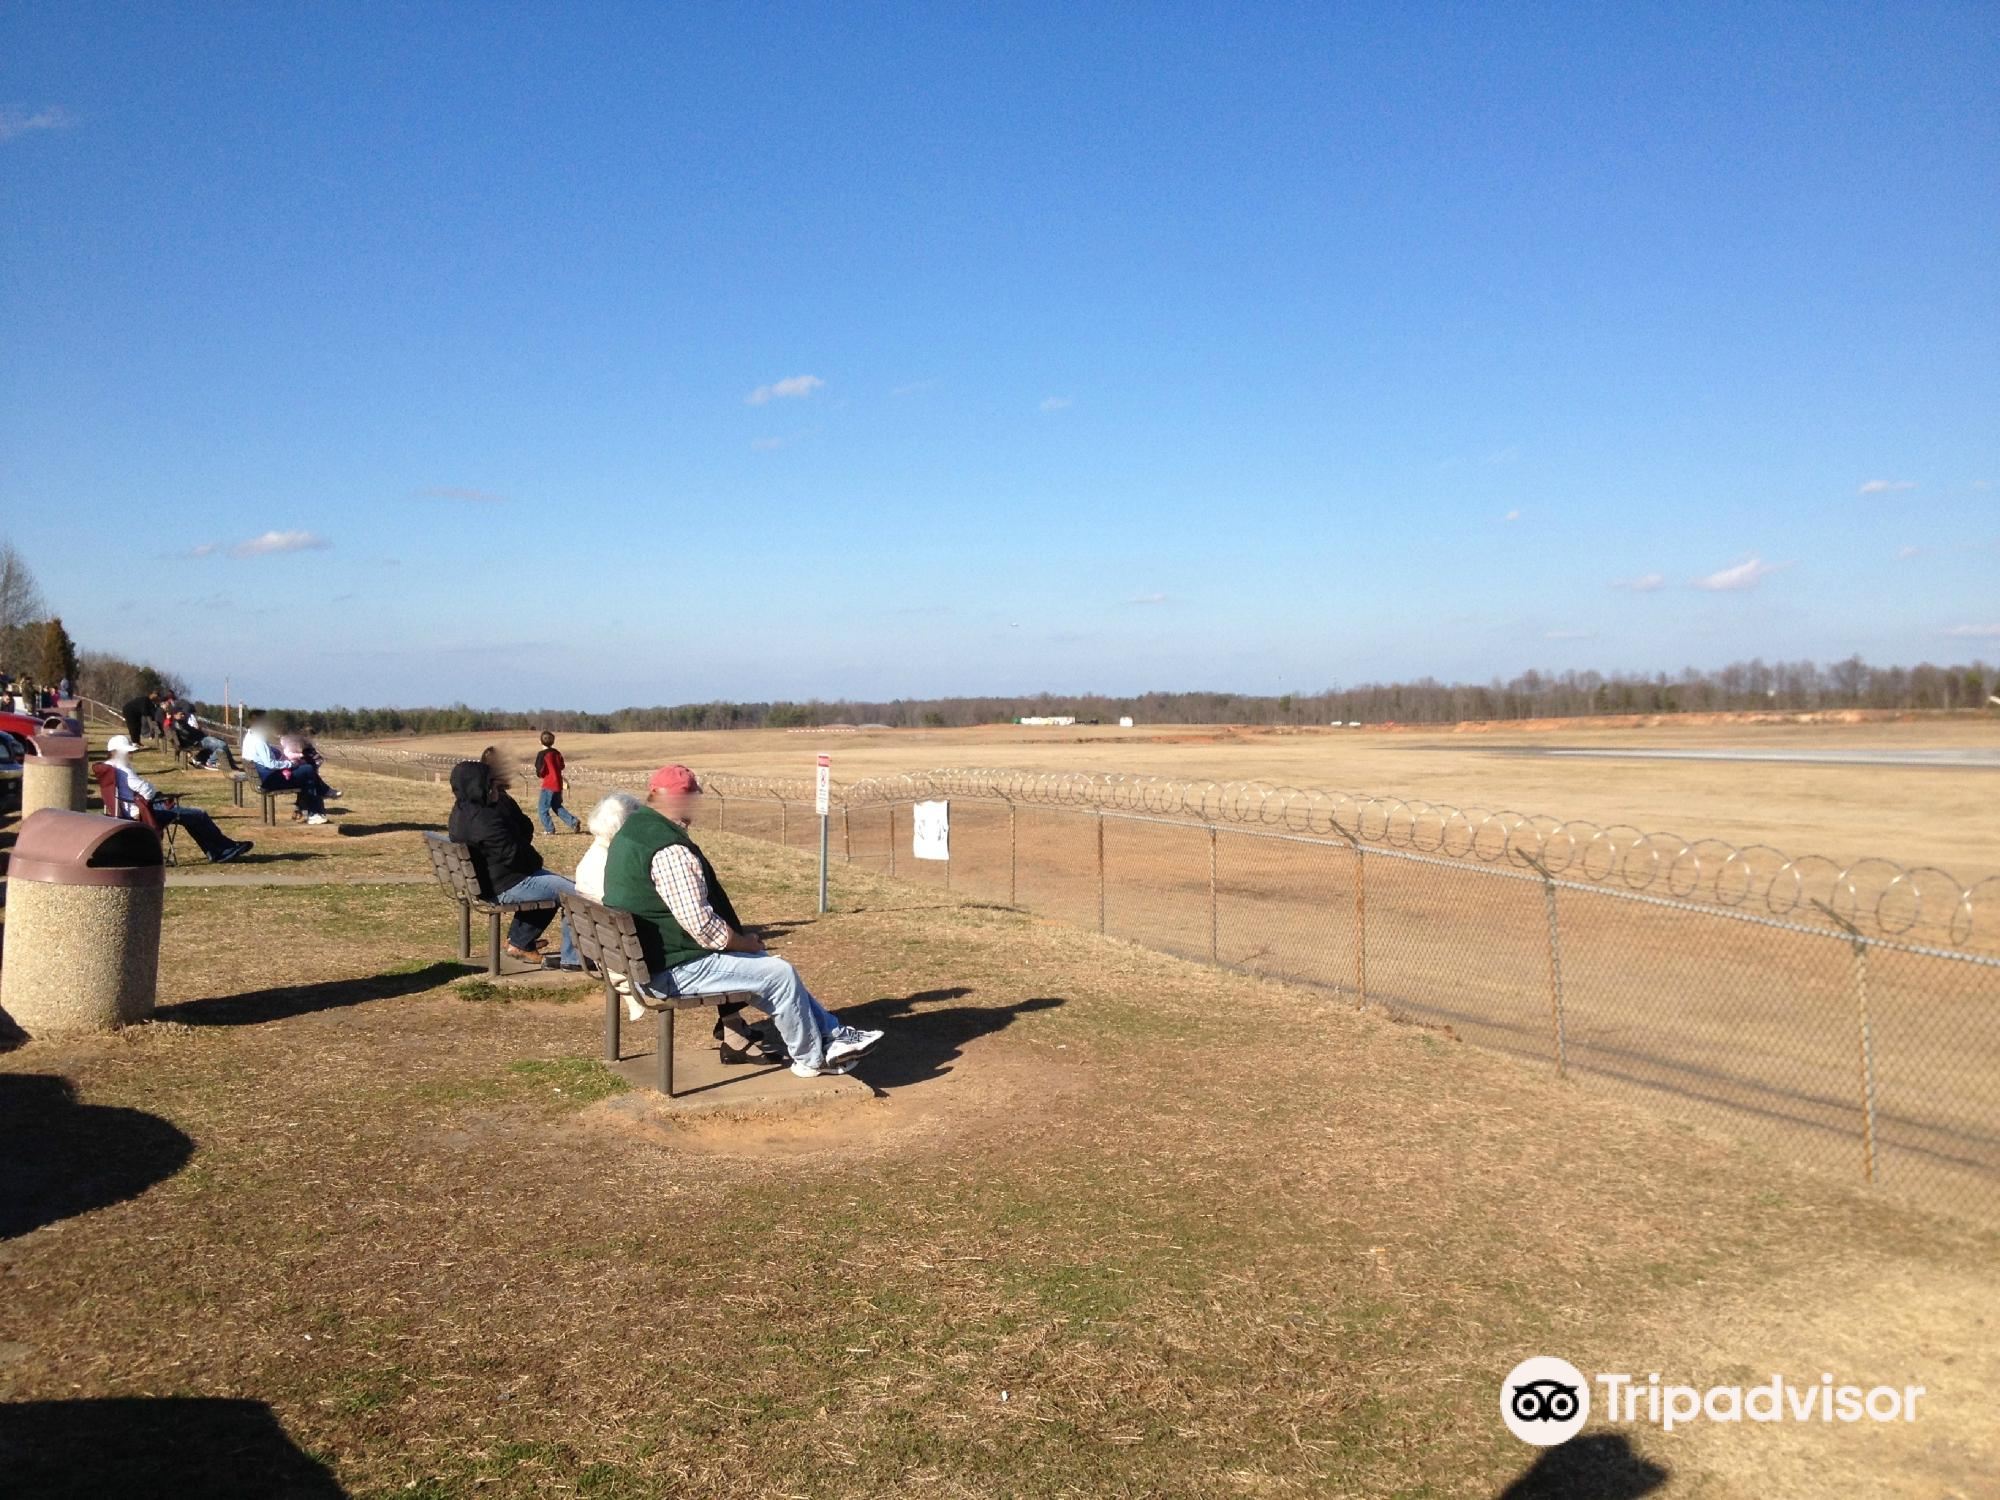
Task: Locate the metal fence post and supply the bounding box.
[1207,824,1219,963]
[779,799,787,847]
[1518,851,1567,1078]
[1096,811,1106,933]
[1332,826,1366,1003]
[1815,902,1880,1184]
[842,806,851,864]
[888,804,897,877]
[1008,805,1018,906]
[715,791,726,832]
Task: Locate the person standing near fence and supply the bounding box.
[534,731,581,834]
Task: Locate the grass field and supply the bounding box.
[374,715,2000,882]
[3,760,1997,1498]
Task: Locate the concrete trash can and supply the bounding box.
[21,732,88,816]
[0,809,166,1036]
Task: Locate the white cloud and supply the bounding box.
[891,380,935,397]
[1124,592,1169,605]
[1694,556,1786,591]
[1543,629,1596,641]
[1501,508,1521,522]
[1942,623,2000,639]
[230,530,331,559]
[1896,545,1922,560]
[1612,572,1665,592]
[0,106,74,143]
[189,542,218,558]
[745,374,824,406]
[1857,479,1916,495]
[1039,396,1072,412]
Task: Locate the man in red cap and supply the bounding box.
[600,764,884,1077]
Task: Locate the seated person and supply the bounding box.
[447,758,580,968]
[174,709,239,771]
[103,735,253,863]
[577,791,647,1020]
[603,764,884,1078]
[241,709,333,823]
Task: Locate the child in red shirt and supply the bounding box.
[534,730,582,833]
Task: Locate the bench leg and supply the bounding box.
[604,980,621,1062]
[487,912,503,977]
[457,900,472,961]
[658,1008,674,1097]
[232,777,244,807]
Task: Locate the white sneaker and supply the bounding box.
[790,1057,854,1079]
[624,994,647,1023]
[824,1026,884,1064]
[305,813,329,825]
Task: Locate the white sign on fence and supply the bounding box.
[912,799,950,861]
[815,754,831,816]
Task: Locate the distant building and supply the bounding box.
[1118,716,1135,728]
[1015,715,1077,727]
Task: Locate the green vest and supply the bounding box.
[602,806,743,977]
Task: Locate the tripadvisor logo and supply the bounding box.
[1501,1356,1926,1446]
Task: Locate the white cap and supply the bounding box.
[105,734,137,755]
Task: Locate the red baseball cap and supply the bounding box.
[648,764,701,796]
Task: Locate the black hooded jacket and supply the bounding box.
[447,760,544,898]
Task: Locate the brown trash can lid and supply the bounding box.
[26,733,87,761]
[5,809,166,888]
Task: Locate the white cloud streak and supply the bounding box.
[1942,623,2000,639]
[1039,396,1072,412]
[0,106,74,143]
[1501,508,1521,522]
[230,530,331,559]
[1612,572,1664,592]
[745,374,824,406]
[1858,479,1916,495]
[1694,556,1786,591]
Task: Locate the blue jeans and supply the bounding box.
[198,735,237,771]
[160,804,234,859]
[495,871,579,966]
[650,951,842,1069]
[537,787,579,833]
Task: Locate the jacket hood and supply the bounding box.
[450,760,493,803]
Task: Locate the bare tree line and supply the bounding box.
[242,656,1997,737]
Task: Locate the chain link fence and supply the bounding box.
[320,744,2000,1221]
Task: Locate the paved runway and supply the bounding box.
[1444,746,2000,769]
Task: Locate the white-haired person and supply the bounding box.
[601,765,882,1078]
[103,735,254,863]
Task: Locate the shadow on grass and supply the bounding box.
[840,986,1065,1091]
[0,1397,346,1498]
[330,820,442,837]
[0,1074,193,1239]
[157,959,464,1027]
[1496,1434,1668,1499]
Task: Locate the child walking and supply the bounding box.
[535,730,582,833]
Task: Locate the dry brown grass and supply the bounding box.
[2,815,1995,1498]
[377,717,2000,883]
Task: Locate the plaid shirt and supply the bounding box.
[650,843,732,951]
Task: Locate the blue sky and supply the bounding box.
[2,3,1995,710]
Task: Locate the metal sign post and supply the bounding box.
[815,754,831,914]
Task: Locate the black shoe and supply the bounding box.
[215,840,253,863]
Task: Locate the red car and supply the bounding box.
[0,711,53,739]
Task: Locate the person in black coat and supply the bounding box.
[447,759,580,967]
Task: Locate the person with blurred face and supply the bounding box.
[600,764,884,1078]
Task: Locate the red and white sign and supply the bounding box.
[815,754,831,816]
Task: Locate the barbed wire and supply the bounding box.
[313,747,1997,951]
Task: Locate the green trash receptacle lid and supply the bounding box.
[6,809,164,887]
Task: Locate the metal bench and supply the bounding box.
[421,832,561,977]
[560,890,758,1098]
